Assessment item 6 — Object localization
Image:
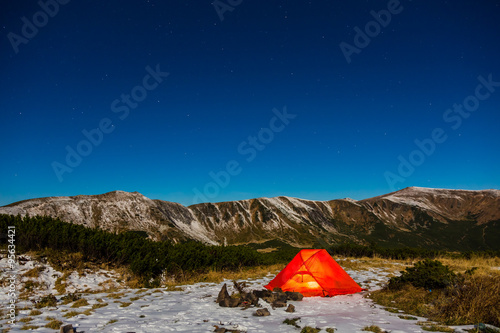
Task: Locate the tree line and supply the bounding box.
[0,214,294,286]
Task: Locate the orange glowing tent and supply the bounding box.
[264,249,363,297]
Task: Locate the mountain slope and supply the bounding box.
[1,187,499,250]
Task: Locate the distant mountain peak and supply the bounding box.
[1,187,498,250]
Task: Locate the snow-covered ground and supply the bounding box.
[0,257,481,332]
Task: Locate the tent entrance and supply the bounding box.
[281,272,322,293]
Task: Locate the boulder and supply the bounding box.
[285,304,295,313]
[219,297,240,308]
[241,292,259,306]
[263,291,287,304]
[59,325,74,333]
[217,284,241,307]
[285,291,304,301]
[253,308,271,316]
[216,284,230,303]
[272,300,287,308]
[252,289,272,299]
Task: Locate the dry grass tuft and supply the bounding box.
[29,310,42,316]
[44,320,63,329]
[63,311,81,318]
[18,317,33,323]
[370,269,500,327]
[22,266,45,278]
[106,292,126,299]
[336,257,412,272]
[119,302,132,308]
[71,298,89,308]
[92,302,108,310]
[420,324,454,332]
[362,325,387,333]
[20,325,39,330]
[161,264,285,288]
[55,272,72,295]
[438,257,500,276]
[437,275,500,326]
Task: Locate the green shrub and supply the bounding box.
[301,327,321,333]
[61,293,81,304]
[35,294,57,308]
[388,259,455,290]
[283,317,301,328]
[45,320,63,329]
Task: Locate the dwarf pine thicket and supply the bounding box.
[0,214,297,286]
[1,214,499,287]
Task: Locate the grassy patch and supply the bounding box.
[71,298,89,308]
[20,325,39,330]
[398,315,418,320]
[300,327,321,333]
[362,325,386,333]
[165,285,183,291]
[465,327,500,333]
[119,302,132,308]
[61,293,81,305]
[44,320,63,329]
[22,279,42,293]
[384,307,400,313]
[420,324,454,332]
[18,317,33,323]
[369,263,500,327]
[22,266,45,278]
[29,309,42,316]
[92,302,108,310]
[283,317,301,328]
[34,294,57,308]
[55,272,71,294]
[107,292,126,299]
[161,264,286,288]
[63,311,81,318]
[107,319,118,325]
[325,329,337,333]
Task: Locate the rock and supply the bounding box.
[272,287,283,292]
[285,291,304,301]
[272,300,287,308]
[241,292,259,306]
[285,304,295,312]
[253,308,271,316]
[216,284,230,303]
[253,289,272,299]
[233,280,247,294]
[214,328,226,333]
[219,297,240,308]
[217,284,241,307]
[60,324,74,333]
[263,291,287,304]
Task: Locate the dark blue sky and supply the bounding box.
[1,0,499,206]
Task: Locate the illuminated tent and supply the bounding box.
[264,249,363,297]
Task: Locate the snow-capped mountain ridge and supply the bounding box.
[1,187,499,250]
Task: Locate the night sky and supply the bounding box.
[1,0,499,207]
